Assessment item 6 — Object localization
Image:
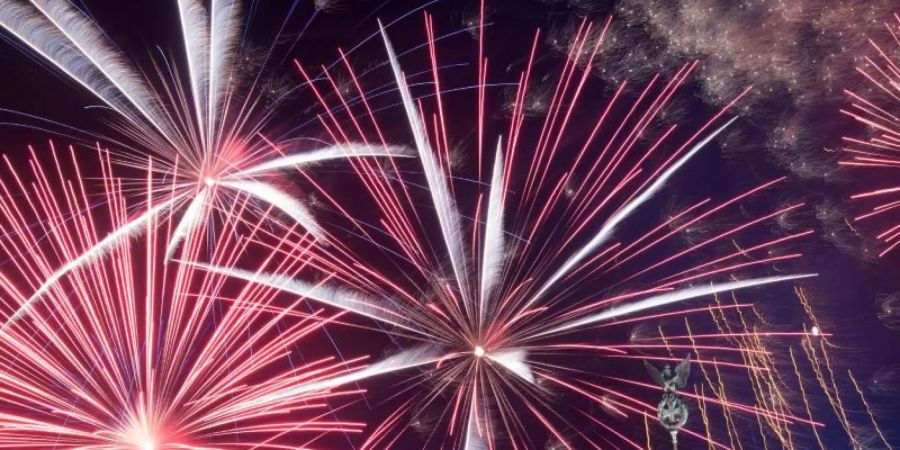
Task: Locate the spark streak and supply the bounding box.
[0,0,410,322]
[0,149,368,448]
[196,10,820,449]
[840,13,900,256]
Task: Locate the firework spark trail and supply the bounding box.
[680,312,768,448]
[705,295,799,447]
[791,287,898,449]
[479,141,506,323]
[538,274,816,337]
[529,116,741,305]
[848,370,893,450]
[0,0,411,324]
[840,13,900,256]
[192,8,829,448]
[0,149,371,449]
[721,300,792,445]
[379,18,473,307]
[790,346,827,449]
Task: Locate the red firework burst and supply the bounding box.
[193,11,822,449]
[841,13,900,256]
[0,147,368,449]
[0,0,407,313]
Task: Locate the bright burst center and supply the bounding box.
[203,176,217,187]
[141,440,154,450]
[473,345,486,358]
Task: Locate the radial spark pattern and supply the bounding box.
[0,149,367,449]
[840,13,900,257]
[0,0,407,322]
[195,13,823,449]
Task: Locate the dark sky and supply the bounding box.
[1,1,899,449]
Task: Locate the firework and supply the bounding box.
[792,288,896,449]
[840,13,900,257]
[0,0,408,320]
[195,12,822,449]
[0,148,369,449]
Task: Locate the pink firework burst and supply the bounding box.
[840,13,900,257]
[0,0,408,322]
[194,10,822,450]
[0,148,370,449]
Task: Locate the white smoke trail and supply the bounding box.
[487,349,534,384]
[4,194,184,327]
[217,180,324,240]
[184,262,421,334]
[529,117,739,305]
[233,143,411,177]
[480,140,506,322]
[28,0,178,147]
[380,22,472,303]
[176,0,210,148]
[220,346,442,414]
[207,0,240,149]
[539,273,817,337]
[464,399,488,450]
[0,2,136,122]
[164,189,208,260]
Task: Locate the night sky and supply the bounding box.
[0,1,899,449]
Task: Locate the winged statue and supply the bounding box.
[645,354,691,449]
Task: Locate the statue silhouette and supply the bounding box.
[645,354,691,449]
